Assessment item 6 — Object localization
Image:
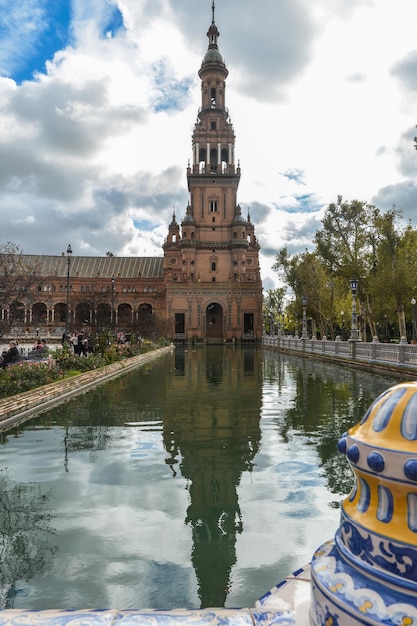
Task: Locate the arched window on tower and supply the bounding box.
[199,147,207,173]
[199,147,207,162]
[221,148,228,173]
[211,262,216,272]
[211,87,216,108]
[210,148,217,172]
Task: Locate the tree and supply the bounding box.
[273,196,417,342]
[314,196,377,278]
[371,211,417,339]
[273,248,336,338]
[0,242,41,339]
[0,468,56,608]
[313,197,381,340]
[262,287,286,334]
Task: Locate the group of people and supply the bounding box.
[1,337,51,368]
[61,330,131,354]
[0,341,21,368]
[117,331,131,344]
[62,331,93,355]
[33,338,48,351]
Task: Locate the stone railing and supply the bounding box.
[263,334,417,374]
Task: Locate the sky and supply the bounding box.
[1,0,417,290]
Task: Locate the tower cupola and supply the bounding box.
[200,1,228,79]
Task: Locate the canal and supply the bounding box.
[0,345,400,611]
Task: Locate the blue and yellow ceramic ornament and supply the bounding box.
[310,381,417,626]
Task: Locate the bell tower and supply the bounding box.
[163,1,263,342]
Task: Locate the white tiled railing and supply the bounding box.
[263,335,417,373]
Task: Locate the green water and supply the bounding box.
[0,346,399,610]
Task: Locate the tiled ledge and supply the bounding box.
[0,607,304,626]
[0,569,312,625]
[0,345,174,433]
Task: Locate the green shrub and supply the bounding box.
[101,343,141,364]
[54,348,107,372]
[141,340,155,353]
[0,361,63,398]
[0,339,164,399]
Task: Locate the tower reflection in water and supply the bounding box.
[1,345,396,611]
[162,346,262,607]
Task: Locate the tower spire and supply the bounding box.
[206,0,220,50]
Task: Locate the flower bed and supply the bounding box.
[0,339,168,398]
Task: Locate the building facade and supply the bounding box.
[3,3,263,343]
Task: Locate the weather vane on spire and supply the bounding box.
[212,0,215,24]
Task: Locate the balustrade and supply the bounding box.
[263,335,417,373]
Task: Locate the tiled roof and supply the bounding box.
[21,255,164,279]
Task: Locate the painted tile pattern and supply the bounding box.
[0,607,307,626]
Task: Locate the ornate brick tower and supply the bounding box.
[163,1,263,342]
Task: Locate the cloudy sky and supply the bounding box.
[1,0,417,289]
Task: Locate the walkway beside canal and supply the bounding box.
[0,344,174,433]
[263,335,417,378]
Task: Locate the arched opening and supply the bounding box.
[10,301,25,324]
[32,302,47,323]
[198,148,207,172]
[75,302,92,328]
[210,148,217,172]
[118,303,132,328]
[97,303,111,326]
[206,302,223,340]
[55,303,66,323]
[137,303,154,338]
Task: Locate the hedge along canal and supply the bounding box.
[0,345,175,433]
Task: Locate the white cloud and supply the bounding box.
[0,0,416,289]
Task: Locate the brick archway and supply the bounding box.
[206,302,223,340]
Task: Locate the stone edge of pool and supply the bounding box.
[0,569,312,626]
[0,343,312,624]
[0,345,175,432]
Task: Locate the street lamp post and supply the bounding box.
[383,314,389,342]
[277,306,281,337]
[295,313,299,338]
[349,277,359,341]
[341,310,345,340]
[411,298,416,343]
[301,296,308,339]
[111,276,115,330]
[65,244,72,337]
